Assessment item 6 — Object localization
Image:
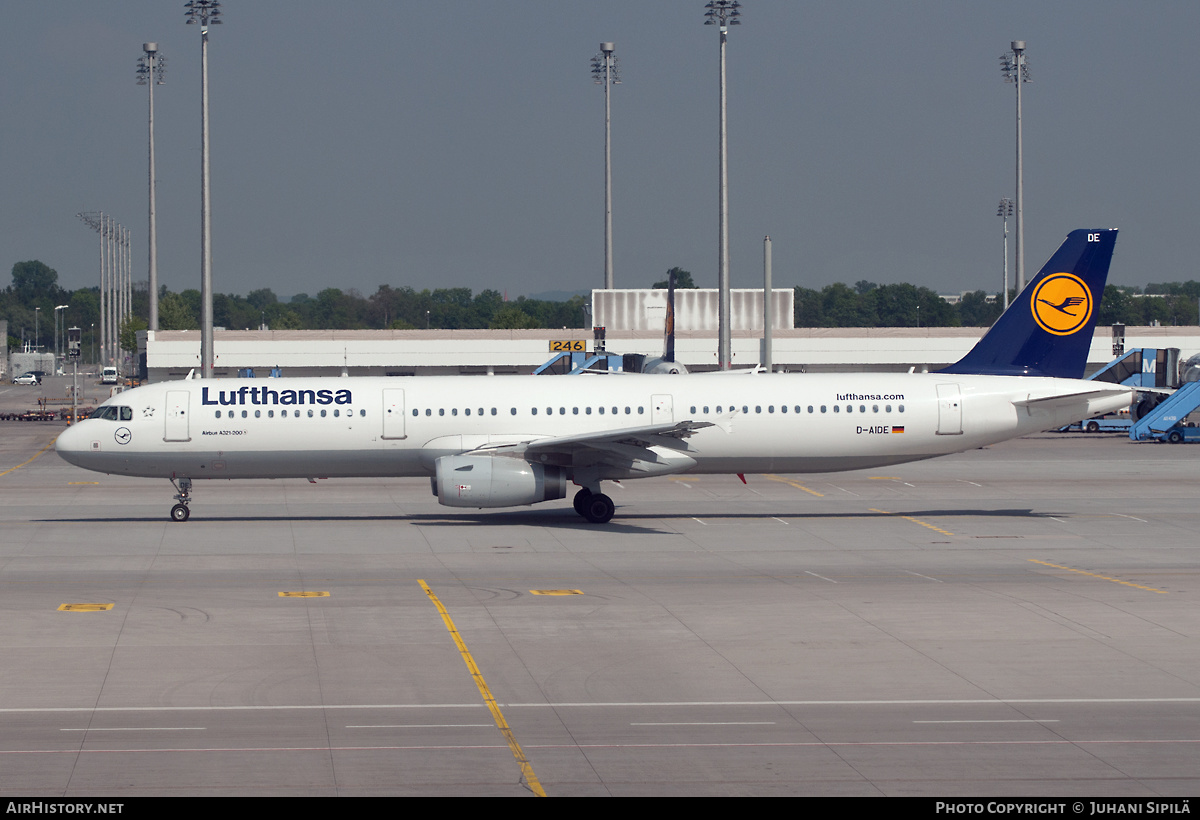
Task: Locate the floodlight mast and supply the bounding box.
[998,197,1013,309]
[1001,40,1030,293]
[55,305,68,365]
[76,211,127,368]
[705,1,740,370]
[592,43,620,291]
[76,212,106,364]
[138,43,166,331]
[186,0,222,378]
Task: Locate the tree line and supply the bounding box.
[5,260,1200,352]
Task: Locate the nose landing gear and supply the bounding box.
[170,477,193,522]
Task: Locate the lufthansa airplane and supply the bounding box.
[57,229,1131,524]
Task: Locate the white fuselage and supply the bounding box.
[56,372,1131,482]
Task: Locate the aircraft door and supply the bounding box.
[164,390,191,442]
[652,394,674,425]
[382,389,407,439]
[936,383,962,435]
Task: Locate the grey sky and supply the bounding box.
[2,1,1197,301]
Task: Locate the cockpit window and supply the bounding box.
[90,406,121,421]
[120,406,132,421]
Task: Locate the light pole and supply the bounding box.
[705,1,740,370]
[998,197,1013,309]
[55,305,69,368]
[591,43,620,291]
[76,212,106,365]
[1001,41,1031,292]
[138,43,165,331]
[186,0,222,378]
[34,307,40,354]
[763,235,772,372]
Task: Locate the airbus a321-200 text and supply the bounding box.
[57,229,1132,524]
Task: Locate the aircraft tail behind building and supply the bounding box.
[941,228,1117,379]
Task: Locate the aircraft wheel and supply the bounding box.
[170,504,190,522]
[1085,421,1100,433]
[1168,430,1184,444]
[582,493,615,524]
[572,488,592,517]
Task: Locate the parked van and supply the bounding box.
[100,367,119,385]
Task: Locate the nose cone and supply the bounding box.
[55,421,93,469]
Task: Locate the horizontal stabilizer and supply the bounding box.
[1011,387,1132,409]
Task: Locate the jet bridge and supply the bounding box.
[533,349,625,375]
[1089,347,1180,390]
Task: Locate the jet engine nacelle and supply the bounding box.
[433,455,567,508]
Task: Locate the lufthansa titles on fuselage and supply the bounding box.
[201,386,352,407]
[835,392,906,402]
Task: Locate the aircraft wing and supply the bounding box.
[473,420,713,454]
[468,420,714,473]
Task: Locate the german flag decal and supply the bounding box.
[892,426,905,434]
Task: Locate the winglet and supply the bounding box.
[941,229,1117,379]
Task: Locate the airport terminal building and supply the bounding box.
[138,324,1200,382]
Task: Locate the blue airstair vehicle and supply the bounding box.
[1109,348,1200,443]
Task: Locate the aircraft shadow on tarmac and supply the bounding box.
[40,507,1061,533]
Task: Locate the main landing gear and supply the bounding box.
[573,487,615,524]
[170,477,192,522]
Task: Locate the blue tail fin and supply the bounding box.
[940,229,1117,379]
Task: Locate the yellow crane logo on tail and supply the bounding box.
[1031,272,1093,335]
